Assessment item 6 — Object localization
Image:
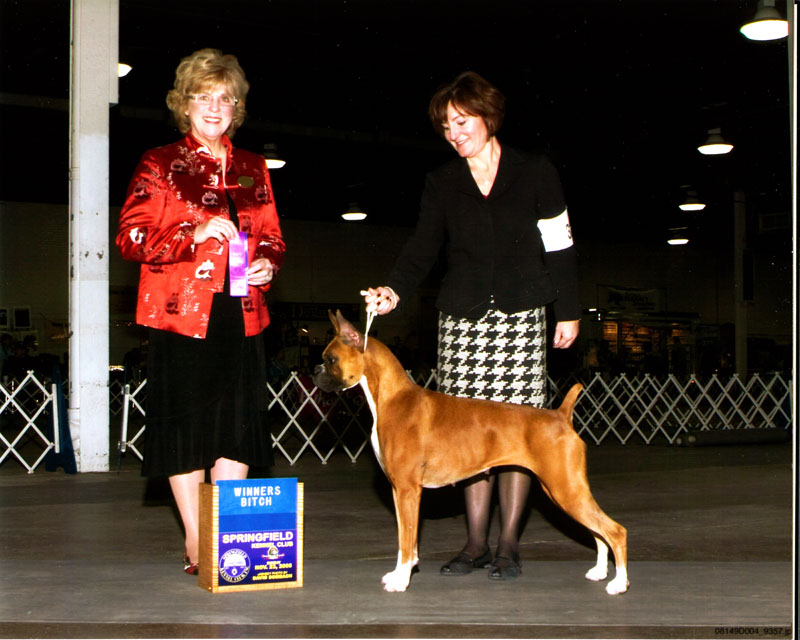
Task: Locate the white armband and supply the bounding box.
[536,209,573,252]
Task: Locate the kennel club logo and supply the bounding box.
[219,548,251,583]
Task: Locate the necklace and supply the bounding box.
[471,163,497,193]
[468,139,501,194]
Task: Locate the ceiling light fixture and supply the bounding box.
[679,187,706,211]
[740,0,789,41]
[263,143,286,169]
[117,62,132,77]
[698,128,734,155]
[667,227,690,246]
[341,202,367,221]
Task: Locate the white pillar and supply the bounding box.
[68,0,118,472]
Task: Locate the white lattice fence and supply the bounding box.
[0,370,793,472]
[0,372,60,473]
[109,379,126,416]
[572,373,793,445]
[118,381,147,461]
[116,371,793,465]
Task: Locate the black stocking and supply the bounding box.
[460,473,495,558]
[495,468,532,559]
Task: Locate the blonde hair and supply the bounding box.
[166,48,249,137]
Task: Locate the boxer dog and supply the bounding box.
[313,310,628,595]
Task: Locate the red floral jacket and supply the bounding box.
[116,134,286,339]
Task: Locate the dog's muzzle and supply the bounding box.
[312,364,344,393]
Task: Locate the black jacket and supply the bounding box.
[388,144,580,321]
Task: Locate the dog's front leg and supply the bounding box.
[382,484,421,592]
[585,535,609,582]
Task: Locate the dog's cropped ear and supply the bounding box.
[334,310,366,352]
[328,309,340,333]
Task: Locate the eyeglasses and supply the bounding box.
[188,93,238,108]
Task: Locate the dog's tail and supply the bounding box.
[557,383,583,422]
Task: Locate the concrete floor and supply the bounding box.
[0,441,794,639]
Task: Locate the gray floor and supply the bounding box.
[0,440,794,639]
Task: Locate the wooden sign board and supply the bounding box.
[199,478,304,593]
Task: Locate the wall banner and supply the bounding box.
[598,285,665,315]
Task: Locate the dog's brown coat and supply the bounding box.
[314,310,628,594]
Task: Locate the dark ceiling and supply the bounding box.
[0,0,792,243]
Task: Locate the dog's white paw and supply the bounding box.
[585,565,608,582]
[606,575,629,595]
[381,568,410,592]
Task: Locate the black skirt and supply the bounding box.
[142,192,273,477]
[142,290,273,478]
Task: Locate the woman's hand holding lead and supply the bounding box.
[362,286,399,315]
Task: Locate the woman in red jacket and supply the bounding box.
[117,49,285,575]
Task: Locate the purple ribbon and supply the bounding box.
[229,231,249,297]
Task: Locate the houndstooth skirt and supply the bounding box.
[437,305,547,406]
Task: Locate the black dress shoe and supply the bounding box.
[440,548,493,576]
[488,554,521,580]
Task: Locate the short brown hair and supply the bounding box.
[428,71,505,138]
[166,48,250,137]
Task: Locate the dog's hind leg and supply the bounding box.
[382,484,421,592]
[548,485,628,594]
[535,450,628,595]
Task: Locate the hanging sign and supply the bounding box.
[598,285,665,315]
[199,478,304,593]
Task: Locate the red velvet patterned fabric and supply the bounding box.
[117,133,285,338]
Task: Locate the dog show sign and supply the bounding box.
[199,478,304,593]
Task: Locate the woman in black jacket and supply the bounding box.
[364,71,580,581]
